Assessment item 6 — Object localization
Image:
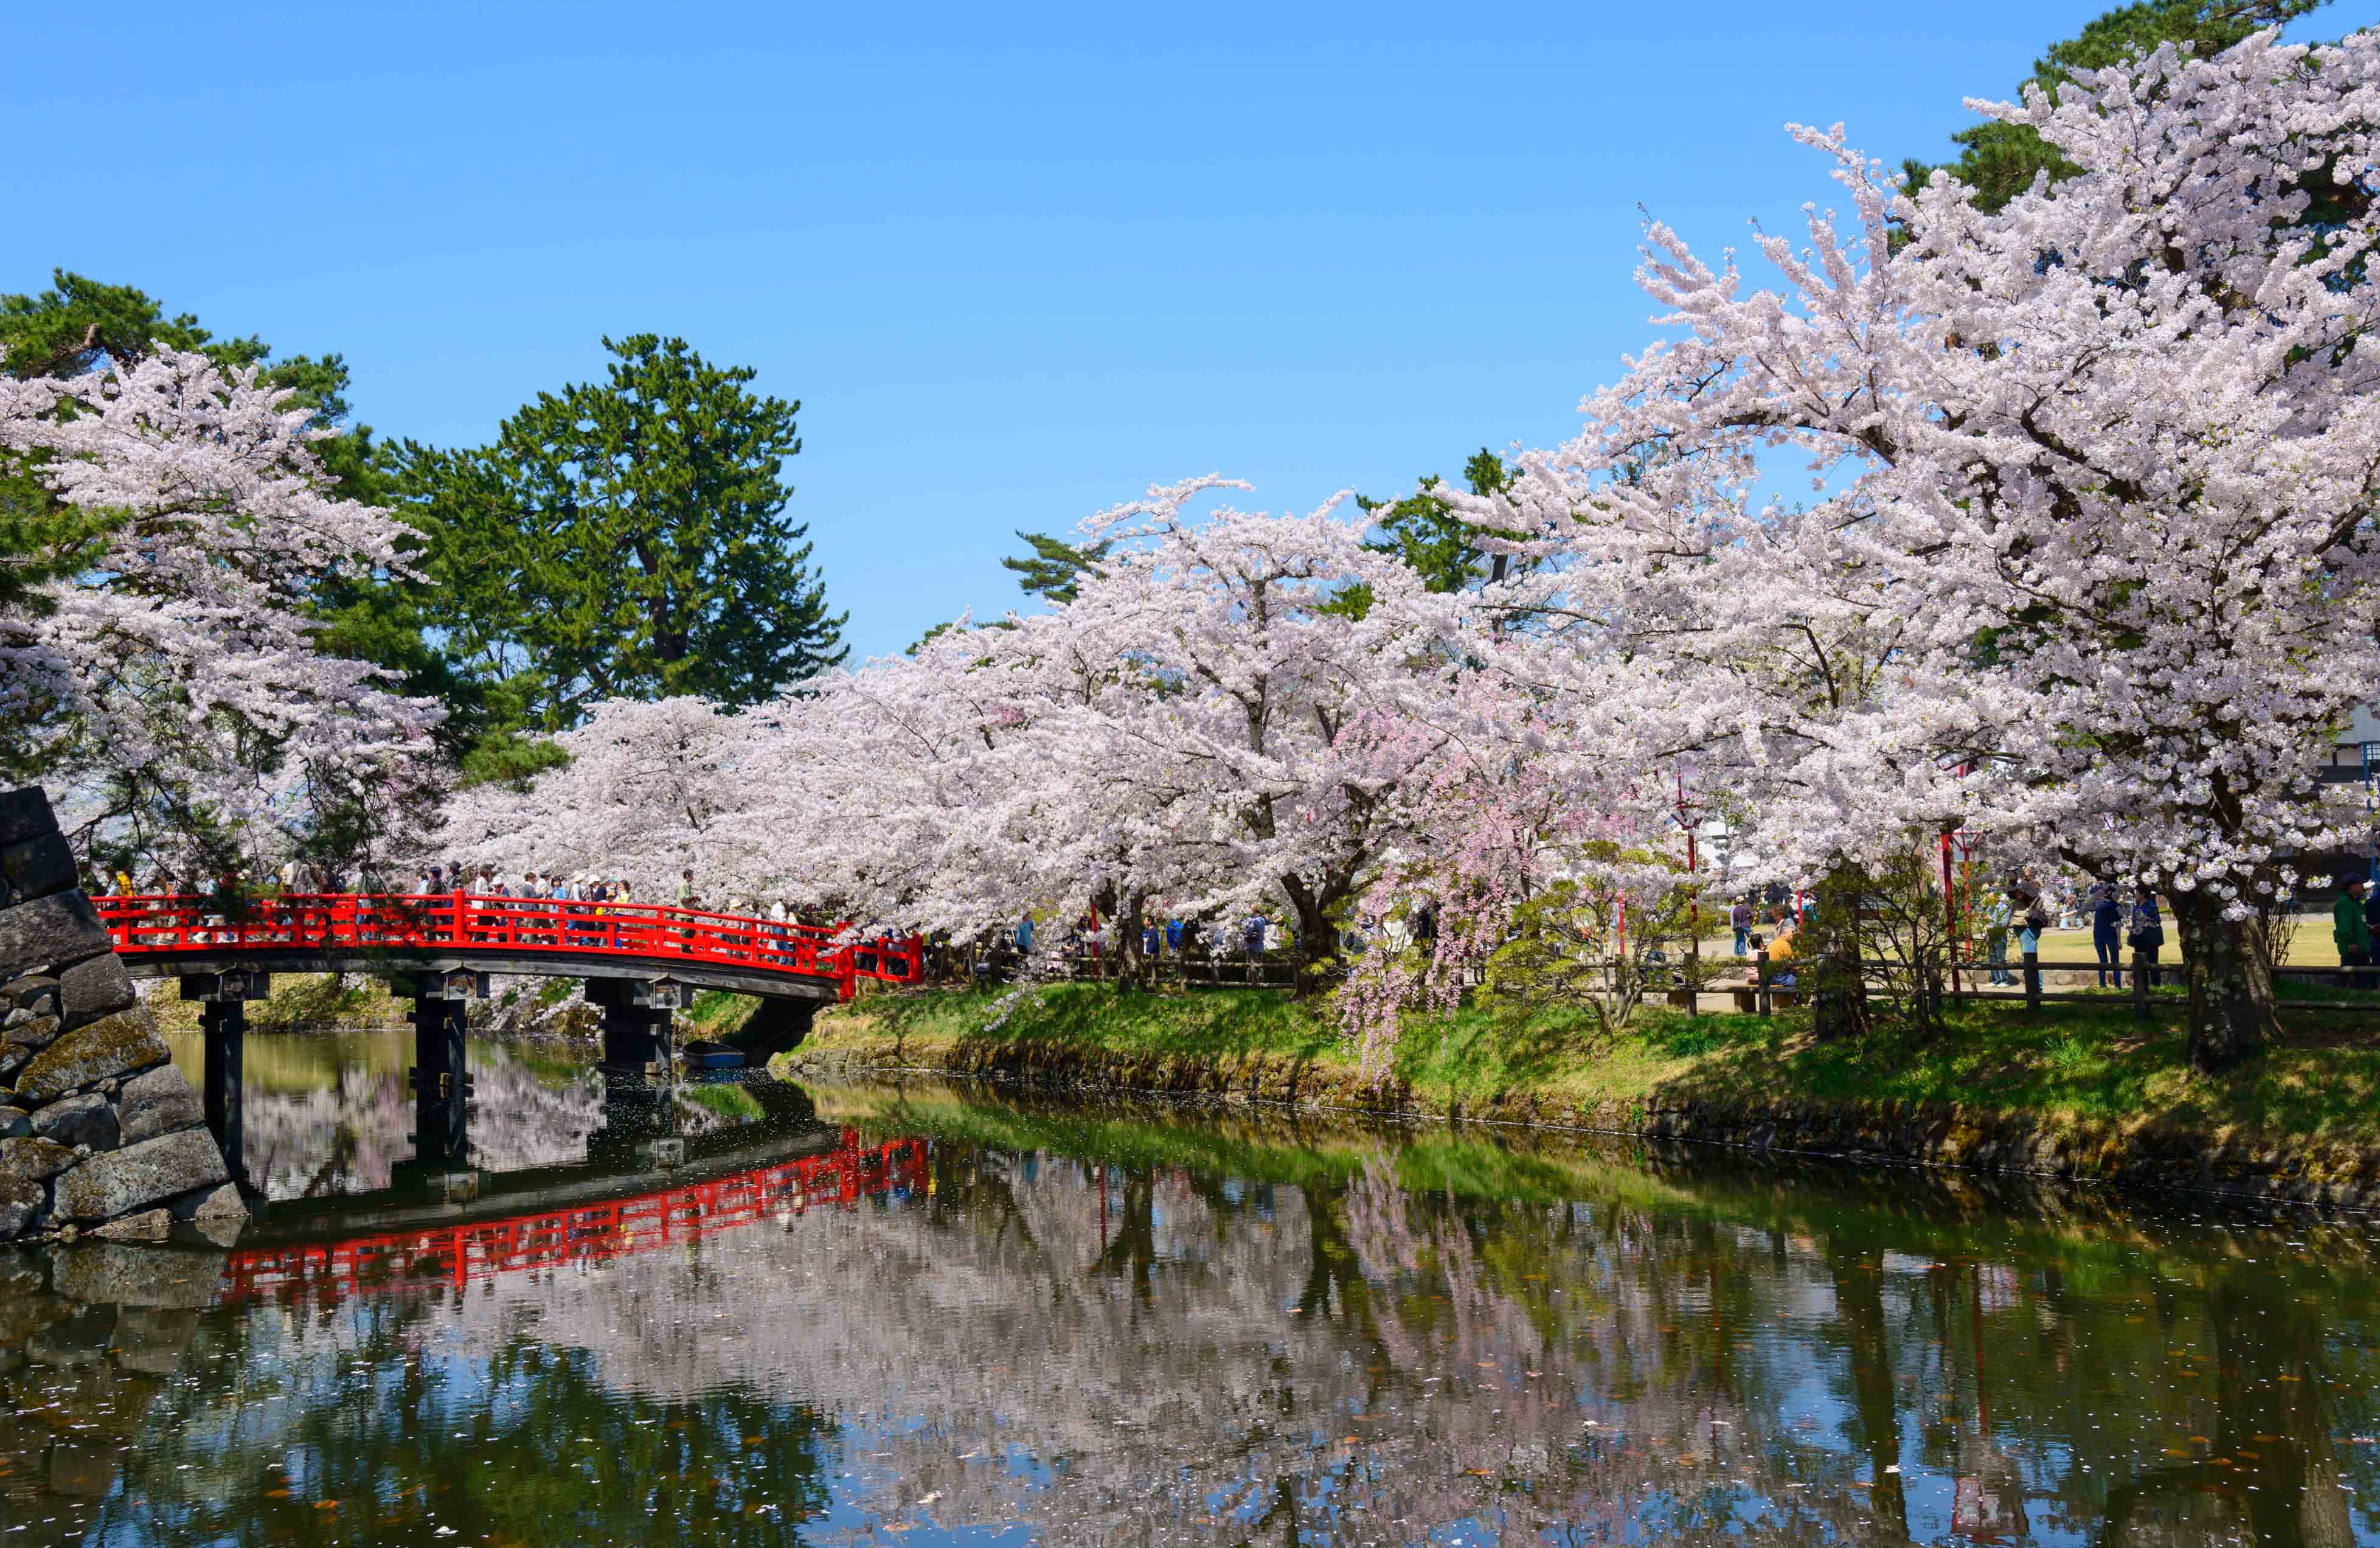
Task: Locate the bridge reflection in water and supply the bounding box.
[1,1066,931,1546]
[221,1127,929,1304]
[198,1035,930,1302]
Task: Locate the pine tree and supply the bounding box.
[403,335,846,729]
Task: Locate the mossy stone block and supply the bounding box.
[15,1014,167,1106]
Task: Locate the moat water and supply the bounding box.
[4,1028,2379,1544]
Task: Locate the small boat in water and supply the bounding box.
[679,1040,747,1071]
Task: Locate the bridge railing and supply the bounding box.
[94,892,924,999]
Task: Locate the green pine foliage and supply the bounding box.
[1000,529,1111,605]
[397,333,847,731]
[0,270,265,380]
[1899,1,2331,213]
[1358,448,1514,596]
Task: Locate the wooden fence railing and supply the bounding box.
[1685,949,2380,1019]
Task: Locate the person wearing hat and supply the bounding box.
[2338,877,2375,987]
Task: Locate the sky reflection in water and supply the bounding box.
[4,1038,2379,1545]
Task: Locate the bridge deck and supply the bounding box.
[97,893,921,1002]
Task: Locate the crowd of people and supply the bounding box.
[421,863,642,911]
[97,853,2380,1004]
[938,900,1448,987]
[1712,873,2176,995]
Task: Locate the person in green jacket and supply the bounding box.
[2336,878,2373,985]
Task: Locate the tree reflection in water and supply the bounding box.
[5,1082,2380,1545]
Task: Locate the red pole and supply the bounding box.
[1940,833,1959,998]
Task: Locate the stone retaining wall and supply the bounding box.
[788,1034,2380,1212]
[0,788,245,1241]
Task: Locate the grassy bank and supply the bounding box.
[142,971,412,1033]
[791,982,2380,1150]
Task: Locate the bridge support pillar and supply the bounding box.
[587,978,682,1088]
[181,971,268,1188]
[407,971,482,1165]
[200,1000,245,1185]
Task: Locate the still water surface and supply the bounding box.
[4,1029,2379,1545]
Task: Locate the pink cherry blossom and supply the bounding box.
[4,348,441,875]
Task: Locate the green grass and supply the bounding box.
[1650,1003,2380,1141]
[836,982,1342,1061]
[684,1082,766,1122]
[800,982,2380,1148]
[687,990,760,1031]
[2275,976,2380,1002]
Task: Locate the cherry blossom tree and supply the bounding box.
[439,695,783,901]
[1,348,441,879]
[1441,27,2380,1067]
[432,27,2380,1079]
[997,477,1471,976]
[789,605,1190,976]
[442,613,1136,932]
[482,479,1478,990]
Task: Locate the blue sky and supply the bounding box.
[5,1,2196,660]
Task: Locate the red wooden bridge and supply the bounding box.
[95,894,926,1187]
[219,1131,931,1303]
[96,892,923,1003]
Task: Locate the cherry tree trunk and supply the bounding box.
[1806,864,1872,1042]
[1286,886,1341,999]
[2168,889,2277,1072]
[1114,890,1148,992]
